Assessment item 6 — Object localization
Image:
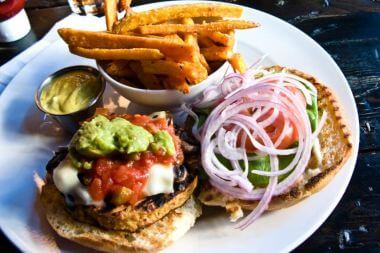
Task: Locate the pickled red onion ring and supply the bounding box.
[186,65,327,228]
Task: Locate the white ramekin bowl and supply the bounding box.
[97,61,230,110]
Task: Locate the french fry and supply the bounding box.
[140,60,184,76]
[118,0,132,12]
[164,76,190,94]
[228,53,246,73]
[104,0,118,31]
[137,20,258,35]
[58,28,196,61]
[183,33,197,46]
[113,4,244,33]
[105,60,134,77]
[129,61,162,89]
[140,60,207,84]
[199,53,211,73]
[197,35,214,48]
[132,34,182,42]
[69,47,164,60]
[118,0,127,10]
[58,3,256,94]
[164,34,183,43]
[181,18,197,46]
[201,46,233,61]
[206,31,234,46]
[186,61,208,84]
[181,18,210,76]
[193,16,223,24]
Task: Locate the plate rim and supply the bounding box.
[0,1,360,253]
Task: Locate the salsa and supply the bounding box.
[115,114,184,163]
[40,70,102,115]
[89,151,176,205]
[87,114,183,206]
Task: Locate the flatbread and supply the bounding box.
[198,66,353,220]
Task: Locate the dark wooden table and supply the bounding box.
[1,0,380,252]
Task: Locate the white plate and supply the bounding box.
[0,1,359,253]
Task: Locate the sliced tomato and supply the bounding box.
[286,86,307,108]
[265,112,295,149]
[235,86,306,152]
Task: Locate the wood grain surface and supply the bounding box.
[0,0,379,252]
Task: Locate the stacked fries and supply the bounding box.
[58,1,258,93]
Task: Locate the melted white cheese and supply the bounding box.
[53,157,102,206]
[53,157,79,194]
[53,158,174,205]
[143,163,174,196]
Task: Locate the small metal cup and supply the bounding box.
[35,66,106,134]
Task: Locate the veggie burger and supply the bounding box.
[185,65,352,228]
[40,112,200,252]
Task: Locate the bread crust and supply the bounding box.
[40,181,201,252]
[198,66,353,216]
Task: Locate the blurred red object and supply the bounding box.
[0,0,25,22]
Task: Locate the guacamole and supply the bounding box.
[71,115,175,159]
[151,130,176,156]
[71,115,118,158]
[112,117,154,154]
[39,70,102,115]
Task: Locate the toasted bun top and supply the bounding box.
[198,66,352,218]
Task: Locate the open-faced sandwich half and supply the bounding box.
[184,65,352,228]
[40,112,200,252]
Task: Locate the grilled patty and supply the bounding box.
[46,147,197,232]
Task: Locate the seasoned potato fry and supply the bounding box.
[201,46,233,61]
[187,62,208,84]
[69,47,164,60]
[140,60,184,76]
[164,76,190,94]
[140,60,207,84]
[164,34,183,43]
[58,3,257,94]
[229,53,246,73]
[118,0,132,12]
[104,0,118,31]
[141,60,183,77]
[105,60,134,77]
[113,4,244,33]
[193,16,223,24]
[129,61,162,89]
[137,20,258,35]
[199,53,210,73]
[58,28,196,61]
[197,35,214,48]
[180,18,210,76]
[181,18,197,46]
[206,31,234,46]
